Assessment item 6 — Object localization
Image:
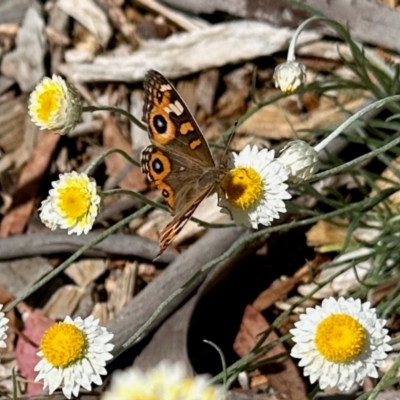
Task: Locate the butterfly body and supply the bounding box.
[141,70,227,256]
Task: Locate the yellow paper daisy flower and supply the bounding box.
[34,315,114,399]
[28,74,82,135]
[291,297,392,391]
[102,361,225,400]
[220,145,291,229]
[39,171,101,235]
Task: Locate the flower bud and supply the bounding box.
[279,140,319,183]
[273,61,306,94]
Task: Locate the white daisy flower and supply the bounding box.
[28,74,82,135]
[0,305,9,351]
[279,140,319,183]
[34,315,114,399]
[291,297,392,391]
[101,361,225,400]
[39,171,101,235]
[220,145,291,229]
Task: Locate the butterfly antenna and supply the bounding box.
[220,121,238,165]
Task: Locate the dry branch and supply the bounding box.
[160,0,400,53]
[59,20,320,82]
[0,232,176,264]
[107,226,249,353]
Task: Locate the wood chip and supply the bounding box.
[41,285,86,320]
[130,89,149,149]
[0,96,26,157]
[92,302,110,326]
[237,96,365,140]
[64,259,108,287]
[59,21,320,82]
[134,0,209,32]
[0,0,32,25]
[195,69,220,115]
[0,257,52,298]
[94,0,139,48]
[56,0,112,46]
[107,262,137,318]
[1,4,46,92]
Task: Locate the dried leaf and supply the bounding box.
[16,311,54,394]
[306,219,354,249]
[0,131,60,237]
[234,305,306,400]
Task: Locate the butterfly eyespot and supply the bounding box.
[162,189,169,198]
[156,91,163,101]
[153,114,167,134]
[152,158,164,173]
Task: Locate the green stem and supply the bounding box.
[203,340,228,387]
[3,205,152,313]
[389,335,400,346]
[314,95,400,153]
[85,148,139,176]
[82,105,147,131]
[357,351,400,399]
[312,134,400,181]
[287,16,321,62]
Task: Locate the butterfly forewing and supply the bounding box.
[141,70,224,256]
[142,70,215,168]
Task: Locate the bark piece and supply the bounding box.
[0,0,32,24]
[1,3,46,92]
[59,21,320,82]
[56,0,112,46]
[0,257,52,298]
[41,284,86,320]
[161,0,400,53]
[64,259,108,287]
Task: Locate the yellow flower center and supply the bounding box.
[314,313,367,363]
[40,322,88,368]
[221,167,263,210]
[37,86,62,123]
[57,181,91,219]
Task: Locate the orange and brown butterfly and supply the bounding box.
[141,70,228,257]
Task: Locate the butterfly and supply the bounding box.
[141,70,228,257]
